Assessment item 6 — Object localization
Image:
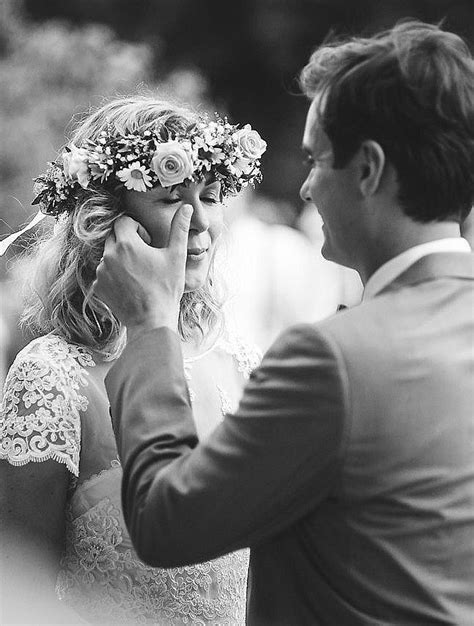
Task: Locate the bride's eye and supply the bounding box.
[160,198,180,205]
[201,196,220,205]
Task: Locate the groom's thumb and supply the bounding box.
[169,204,193,258]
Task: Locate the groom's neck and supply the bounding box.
[358,218,462,285]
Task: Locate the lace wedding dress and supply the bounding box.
[0,330,261,625]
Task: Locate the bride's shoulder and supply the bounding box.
[4,333,97,399]
[15,333,96,369]
[216,328,262,379]
[0,334,95,477]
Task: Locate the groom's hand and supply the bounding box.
[93,204,193,342]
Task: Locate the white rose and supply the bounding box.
[234,125,267,160]
[62,144,91,188]
[151,141,194,187]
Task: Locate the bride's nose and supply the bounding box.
[188,199,210,233]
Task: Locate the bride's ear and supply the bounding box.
[358,140,385,197]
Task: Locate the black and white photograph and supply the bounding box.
[0,1,473,624]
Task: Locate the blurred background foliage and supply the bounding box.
[1,0,472,250]
[0,0,472,372]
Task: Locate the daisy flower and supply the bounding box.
[116,162,153,192]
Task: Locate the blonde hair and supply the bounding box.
[20,95,226,358]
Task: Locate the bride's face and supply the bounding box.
[123,178,224,293]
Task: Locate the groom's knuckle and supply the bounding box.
[115,239,131,256]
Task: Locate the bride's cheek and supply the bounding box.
[209,212,225,240]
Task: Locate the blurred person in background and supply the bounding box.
[0,94,266,624]
[222,188,362,351]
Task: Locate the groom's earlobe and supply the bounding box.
[359,140,385,197]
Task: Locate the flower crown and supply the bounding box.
[32,114,267,217]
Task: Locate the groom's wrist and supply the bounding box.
[126,316,179,345]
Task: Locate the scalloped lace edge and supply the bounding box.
[0,450,79,477]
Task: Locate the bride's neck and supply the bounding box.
[181,322,224,359]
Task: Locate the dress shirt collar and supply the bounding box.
[363,238,472,301]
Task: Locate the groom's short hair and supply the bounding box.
[299,21,474,223]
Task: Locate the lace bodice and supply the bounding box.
[0,331,261,625]
[56,465,250,625]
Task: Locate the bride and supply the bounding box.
[0,95,266,624]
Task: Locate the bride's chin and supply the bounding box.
[183,276,206,294]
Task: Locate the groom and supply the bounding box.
[95,21,474,625]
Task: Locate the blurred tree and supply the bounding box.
[20,0,474,224]
[0,0,153,256]
[0,1,158,366]
[0,2,154,374]
[0,0,471,375]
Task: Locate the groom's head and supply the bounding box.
[299,21,474,273]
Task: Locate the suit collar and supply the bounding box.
[377,252,474,296]
[364,238,471,300]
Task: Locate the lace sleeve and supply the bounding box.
[0,337,91,477]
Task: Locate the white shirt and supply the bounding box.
[363,238,472,300]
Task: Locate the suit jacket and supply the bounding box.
[106,252,474,626]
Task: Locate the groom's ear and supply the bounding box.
[358,140,386,197]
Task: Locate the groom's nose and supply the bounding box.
[299,176,312,203]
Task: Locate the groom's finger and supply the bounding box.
[114,215,145,243]
[117,215,153,246]
[168,204,193,260]
[101,216,146,260]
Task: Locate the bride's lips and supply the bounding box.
[186,247,208,262]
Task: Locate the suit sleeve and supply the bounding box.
[106,324,349,567]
